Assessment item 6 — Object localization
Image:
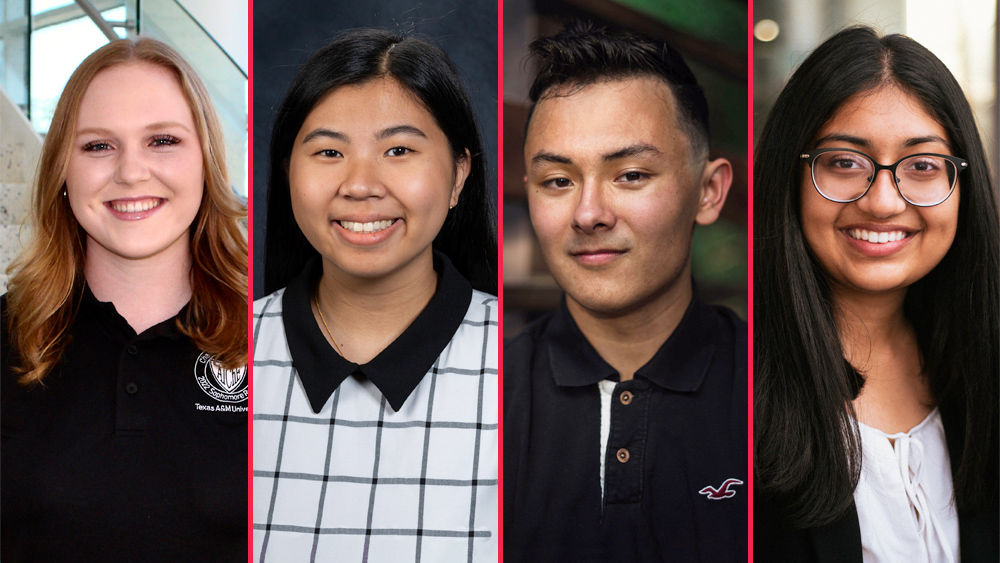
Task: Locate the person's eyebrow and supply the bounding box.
[602,143,662,161]
[814,133,870,148]
[814,133,952,151]
[301,128,348,144]
[76,123,193,137]
[530,151,573,168]
[902,135,951,149]
[75,127,114,137]
[145,121,192,132]
[376,125,426,140]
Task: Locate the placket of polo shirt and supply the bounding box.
[603,378,650,505]
[115,335,154,433]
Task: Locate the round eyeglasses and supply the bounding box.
[800,148,967,207]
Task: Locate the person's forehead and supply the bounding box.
[297,78,447,143]
[524,77,689,162]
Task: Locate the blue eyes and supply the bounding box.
[81,135,181,152]
[82,141,113,152]
[150,135,180,147]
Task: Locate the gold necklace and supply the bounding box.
[313,290,345,357]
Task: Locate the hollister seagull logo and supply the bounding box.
[698,479,743,500]
[194,352,248,404]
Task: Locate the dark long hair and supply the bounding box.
[263,28,497,295]
[754,26,999,526]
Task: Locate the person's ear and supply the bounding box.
[695,157,733,226]
[450,149,472,208]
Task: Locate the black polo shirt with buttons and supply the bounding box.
[1,289,247,562]
[503,292,747,562]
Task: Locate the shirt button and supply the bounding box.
[620,391,633,405]
[126,382,139,395]
[127,345,139,355]
[616,448,630,463]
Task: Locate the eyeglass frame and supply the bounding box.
[799,148,967,207]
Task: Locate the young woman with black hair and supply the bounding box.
[754,26,999,561]
[252,29,498,562]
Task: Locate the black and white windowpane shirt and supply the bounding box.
[252,255,498,562]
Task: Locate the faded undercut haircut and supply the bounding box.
[525,20,710,161]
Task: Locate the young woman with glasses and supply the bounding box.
[754,26,999,561]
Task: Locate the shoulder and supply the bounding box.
[251,289,290,363]
[692,301,747,376]
[503,310,557,362]
[442,289,498,368]
[253,288,285,317]
[1,293,12,381]
[502,311,559,400]
[465,289,497,319]
[705,302,747,341]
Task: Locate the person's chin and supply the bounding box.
[835,269,915,295]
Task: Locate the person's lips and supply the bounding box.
[105,197,165,220]
[331,215,402,246]
[569,248,627,266]
[840,223,918,257]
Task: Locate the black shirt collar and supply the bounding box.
[282,251,473,413]
[78,285,184,342]
[544,286,720,391]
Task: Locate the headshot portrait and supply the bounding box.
[250,1,499,561]
[0,28,249,563]
[753,19,999,563]
[501,0,748,560]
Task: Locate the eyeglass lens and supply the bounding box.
[812,151,958,205]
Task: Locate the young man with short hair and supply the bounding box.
[504,21,747,562]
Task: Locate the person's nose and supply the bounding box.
[855,167,908,217]
[113,146,152,186]
[572,180,616,232]
[340,157,387,200]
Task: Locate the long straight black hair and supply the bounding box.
[754,26,999,527]
[263,28,497,295]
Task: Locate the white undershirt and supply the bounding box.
[598,379,616,499]
[854,408,959,563]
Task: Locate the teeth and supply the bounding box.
[848,229,908,244]
[339,219,395,233]
[110,198,160,213]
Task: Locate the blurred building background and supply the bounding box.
[753,0,998,172]
[503,0,749,339]
[0,0,247,289]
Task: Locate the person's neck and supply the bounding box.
[832,285,912,370]
[314,251,438,364]
[833,284,932,433]
[84,239,193,334]
[566,276,693,381]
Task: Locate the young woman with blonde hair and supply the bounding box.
[1,37,247,561]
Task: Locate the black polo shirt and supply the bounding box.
[1,289,247,562]
[503,292,747,562]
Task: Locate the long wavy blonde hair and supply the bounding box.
[5,37,248,384]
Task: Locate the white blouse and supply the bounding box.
[854,409,959,563]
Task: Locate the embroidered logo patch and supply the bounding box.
[698,478,743,500]
[194,352,248,404]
